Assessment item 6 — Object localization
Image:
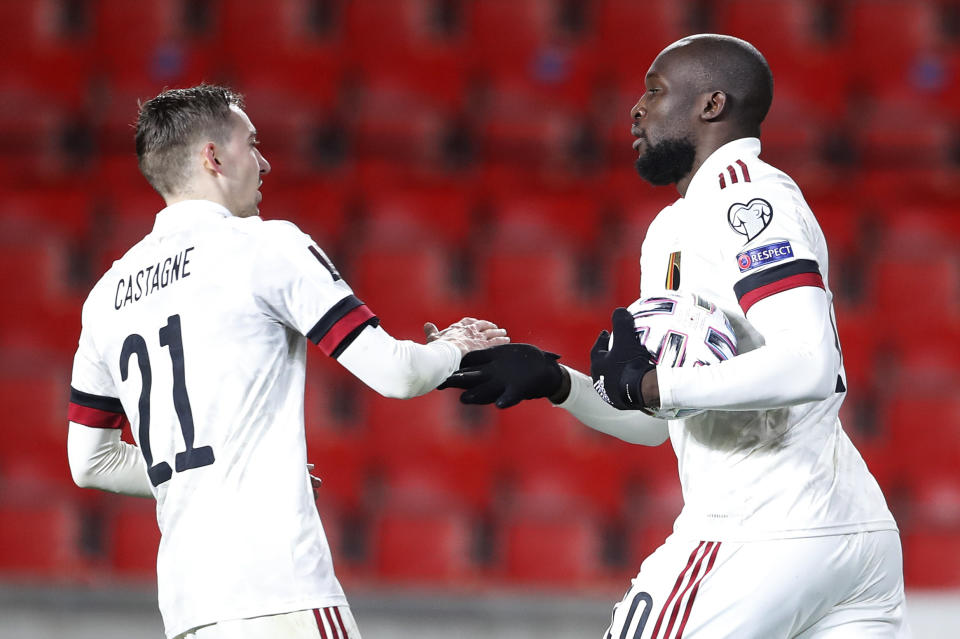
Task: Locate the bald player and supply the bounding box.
[441,35,909,638]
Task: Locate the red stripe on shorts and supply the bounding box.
[676,542,722,638]
[324,607,342,639]
[333,607,349,638]
[313,608,328,639]
[650,541,705,639]
[661,542,716,639]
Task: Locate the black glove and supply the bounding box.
[590,307,656,410]
[438,344,564,408]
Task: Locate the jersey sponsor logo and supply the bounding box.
[727,198,773,242]
[736,240,794,272]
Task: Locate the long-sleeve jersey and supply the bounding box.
[559,138,896,542]
[67,200,461,638]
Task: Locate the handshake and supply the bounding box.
[439,308,659,412]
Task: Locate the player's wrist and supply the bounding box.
[547,364,571,404]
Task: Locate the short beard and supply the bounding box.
[634,137,696,186]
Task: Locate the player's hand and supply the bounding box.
[424,317,509,356]
[438,343,563,408]
[590,307,656,410]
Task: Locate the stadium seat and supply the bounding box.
[107,500,160,580]
[372,507,478,583]
[500,511,604,584]
[92,0,213,86]
[0,0,93,103]
[0,186,93,239]
[902,530,960,588]
[883,395,960,480]
[717,0,848,116]
[595,0,690,85]
[844,0,946,101]
[350,244,466,329]
[360,186,478,247]
[0,496,87,579]
[257,180,350,247]
[476,245,581,329]
[867,254,960,325]
[850,98,954,169]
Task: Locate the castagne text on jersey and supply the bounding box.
[114,246,194,310]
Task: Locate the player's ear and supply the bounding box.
[701,90,727,122]
[201,142,223,175]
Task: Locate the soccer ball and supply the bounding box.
[622,291,738,420]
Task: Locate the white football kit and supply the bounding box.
[67,200,462,639]
[558,139,908,637]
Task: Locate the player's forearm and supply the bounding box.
[658,287,840,411]
[557,367,670,445]
[337,324,461,399]
[67,423,153,497]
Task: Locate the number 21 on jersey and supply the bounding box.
[120,314,214,487]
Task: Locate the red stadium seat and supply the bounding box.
[883,395,960,480]
[220,0,344,103]
[844,0,946,100]
[717,0,848,116]
[902,530,960,588]
[362,186,478,247]
[501,512,604,584]
[487,188,603,248]
[477,245,581,329]
[257,180,350,247]
[868,254,960,325]
[0,496,87,579]
[350,245,466,330]
[373,508,478,583]
[595,0,690,85]
[469,0,597,107]
[92,0,213,86]
[108,500,160,579]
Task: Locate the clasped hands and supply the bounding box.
[439,308,659,411]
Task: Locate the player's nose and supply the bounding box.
[631,100,646,121]
[258,151,271,175]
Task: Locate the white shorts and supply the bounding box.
[174,606,360,639]
[605,530,910,639]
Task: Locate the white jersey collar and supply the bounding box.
[152,199,235,235]
[685,137,761,198]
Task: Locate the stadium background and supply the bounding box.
[1,0,959,636]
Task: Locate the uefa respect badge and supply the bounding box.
[736,241,794,272]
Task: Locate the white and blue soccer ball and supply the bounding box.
[618,290,738,420]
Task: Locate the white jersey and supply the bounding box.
[639,138,896,541]
[68,200,376,637]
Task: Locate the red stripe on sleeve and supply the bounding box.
[316,304,375,356]
[68,403,128,429]
[738,272,824,314]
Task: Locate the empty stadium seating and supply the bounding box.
[2,0,959,591]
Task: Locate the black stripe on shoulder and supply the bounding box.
[69,386,124,414]
[734,259,820,300]
[306,294,365,344]
[331,317,381,359]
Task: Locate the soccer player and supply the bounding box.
[66,85,508,639]
[441,35,910,637]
